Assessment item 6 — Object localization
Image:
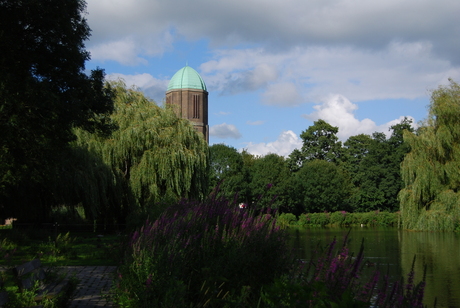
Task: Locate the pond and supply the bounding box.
[289,226,460,308]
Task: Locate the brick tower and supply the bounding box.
[165,65,209,143]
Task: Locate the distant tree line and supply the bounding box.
[209,117,414,215]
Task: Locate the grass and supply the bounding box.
[0,228,122,266]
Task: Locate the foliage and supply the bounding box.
[208,144,249,203]
[293,160,353,213]
[5,274,78,308]
[298,212,331,227]
[400,79,460,231]
[49,146,122,222]
[0,229,120,266]
[287,119,344,172]
[75,81,209,216]
[0,0,114,221]
[112,196,292,307]
[344,118,414,212]
[250,154,293,211]
[279,211,399,227]
[276,213,297,228]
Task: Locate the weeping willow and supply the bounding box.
[74,80,208,214]
[50,146,123,222]
[399,79,460,231]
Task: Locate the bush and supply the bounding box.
[297,213,330,227]
[292,211,399,227]
[277,213,297,228]
[112,195,292,307]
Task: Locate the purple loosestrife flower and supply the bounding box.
[359,271,379,302]
[130,231,140,246]
[328,258,339,275]
[146,275,152,288]
[338,246,348,260]
[414,281,426,308]
[406,269,415,295]
[266,183,273,189]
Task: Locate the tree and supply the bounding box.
[76,81,209,214]
[341,118,414,213]
[0,0,114,221]
[208,144,249,203]
[249,154,292,211]
[293,160,352,213]
[400,79,460,231]
[343,134,373,175]
[288,119,343,171]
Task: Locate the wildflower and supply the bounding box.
[146,274,153,288]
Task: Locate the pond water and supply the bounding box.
[289,226,460,308]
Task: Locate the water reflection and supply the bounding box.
[400,231,460,308]
[289,227,460,308]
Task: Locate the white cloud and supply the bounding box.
[86,0,460,105]
[243,130,302,157]
[106,73,169,103]
[89,39,147,66]
[201,44,460,105]
[86,0,460,65]
[262,82,303,106]
[302,94,416,140]
[210,123,242,139]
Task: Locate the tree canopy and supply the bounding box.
[293,159,353,213]
[400,79,460,231]
[288,119,343,171]
[208,144,249,203]
[249,153,292,211]
[343,119,414,212]
[0,0,114,221]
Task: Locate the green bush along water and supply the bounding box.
[277,211,399,228]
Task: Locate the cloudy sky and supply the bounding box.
[84,0,460,156]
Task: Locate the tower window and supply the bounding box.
[193,95,200,118]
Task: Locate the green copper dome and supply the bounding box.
[167,65,207,91]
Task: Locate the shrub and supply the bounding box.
[277,213,297,228]
[297,213,330,227]
[112,195,292,307]
[290,211,399,227]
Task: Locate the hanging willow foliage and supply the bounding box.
[75,80,209,212]
[399,79,460,231]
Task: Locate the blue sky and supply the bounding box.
[84,0,460,156]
